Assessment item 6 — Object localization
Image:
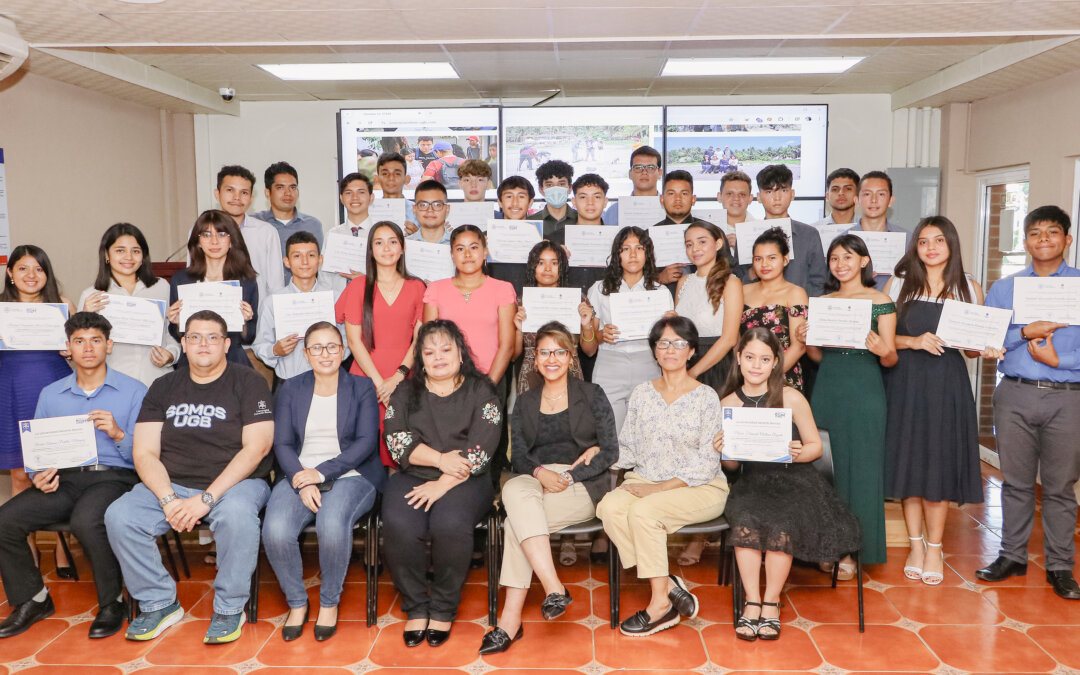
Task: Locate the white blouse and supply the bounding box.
[676,273,725,337]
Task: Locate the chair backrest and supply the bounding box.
[811,429,835,486]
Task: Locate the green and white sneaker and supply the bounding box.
[125,600,183,641]
[204,611,246,644]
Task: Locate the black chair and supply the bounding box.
[729,430,865,633]
[39,523,79,581]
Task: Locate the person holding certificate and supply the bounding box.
[322,172,376,281]
[977,205,1080,600]
[583,227,674,431]
[718,328,859,641]
[740,228,809,390]
[0,244,76,571]
[406,180,454,244]
[0,312,146,640]
[596,316,728,637]
[336,221,425,467]
[796,234,897,573]
[883,216,999,586]
[79,223,179,386]
[253,231,347,385]
[167,210,258,369]
[262,322,384,642]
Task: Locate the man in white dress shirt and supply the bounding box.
[323,173,375,281]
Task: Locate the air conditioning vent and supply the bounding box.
[0,16,29,81]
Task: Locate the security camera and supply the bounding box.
[219,87,235,102]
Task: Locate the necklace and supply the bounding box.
[454,277,483,303]
[542,389,567,401]
[377,277,403,302]
[741,389,769,408]
[426,376,461,397]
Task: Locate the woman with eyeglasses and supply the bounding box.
[337,221,425,467]
[167,210,258,368]
[596,316,729,637]
[479,321,618,654]
[262,321,384,642]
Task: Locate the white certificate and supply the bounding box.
[522,287,581,334]
[20,415,98,472]
[691,204,727,228]
[272,291,335,342]
[405,240,455,282]
[617,196,666,229]
[806,297,872,349]
[369,198,408,225]
[564,225,619,267]
[486,220,542,264]
[1012,277,1080,325]
[649,224,689,267]
[99,295,166,346]
[0,302,69,350]
[177,281,244,332]
[721,406,793,463]
[735,218,794,264]
[322,230,367,275]
[816,222,853,255]
[607,289,670,341]
[447,201,495,229]
[850,230,907,274]
[935,299,1012,351]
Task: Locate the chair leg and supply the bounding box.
[856,552,864,633]
[717,530,728,586]
[366,511,379,628]
[731,547,741,627]
[171,531,190,579]
[608,544,620,628]
[486,514,499,627]
[159,535,180,582]
[246,554,259,623]
[57,532,79,581]
[124,588,136,622]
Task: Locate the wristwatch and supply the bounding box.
[396,364,410,377]
[201,491,216,508]
[560,471,575,486]
[158,492,179,507]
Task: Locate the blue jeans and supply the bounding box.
[261,476,377,609]
[105,479,270,615]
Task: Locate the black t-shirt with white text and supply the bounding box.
[138,364,274,490]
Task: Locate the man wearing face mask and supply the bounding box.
[531,160,578,240]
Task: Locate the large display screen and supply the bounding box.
[500,106,664,198]
[339,107,501,199]
[664,105,829,198]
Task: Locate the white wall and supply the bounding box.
[195,93,894,234]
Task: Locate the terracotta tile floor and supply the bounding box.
[4,463,1080,674]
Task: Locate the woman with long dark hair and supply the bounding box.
[381,320,502,648]
[583,226,673,430]
[883,216,1002,586]
[336,221,425,467]
[78,223,179,385]
[166,210,258,368]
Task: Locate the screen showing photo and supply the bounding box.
[501,106,664,198]
[339,108,501,199]
[665,105,828,198]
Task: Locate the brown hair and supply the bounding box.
[722,327,786,408]
[685,221,731,312]
[894,215,971,312]
[185,210,256,281]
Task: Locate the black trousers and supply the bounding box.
[0,469,138,607]
[381,471,493,622]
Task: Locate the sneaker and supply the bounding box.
[126,600,183,641]
[204,611,245,644]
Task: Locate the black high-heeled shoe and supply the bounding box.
[313,606,338,642]
[281,602,309,642]
[54,550,77,580]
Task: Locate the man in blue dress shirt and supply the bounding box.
[0,312,147,638]
[977,205,1080,600]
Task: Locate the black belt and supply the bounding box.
[56,465,131,474]
[1004,376,1080,391]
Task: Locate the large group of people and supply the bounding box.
[0,146,1078,657]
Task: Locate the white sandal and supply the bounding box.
[904,536,925,580]
[559,540,577,566]
[921,540,944,586]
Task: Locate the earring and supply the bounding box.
[105,258,110,264]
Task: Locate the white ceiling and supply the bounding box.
[4,0,1080,112]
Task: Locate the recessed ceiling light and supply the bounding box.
[661,57,865,77]
[258,62,458,81]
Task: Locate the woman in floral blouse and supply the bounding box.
[381,319,503,649]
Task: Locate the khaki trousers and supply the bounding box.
[596,472,728,579]
[499,465,596,589]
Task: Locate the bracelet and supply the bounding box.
[437,454,444,471]
[581,329,595,343]
[1020,326,1030,340]
[560,470,575,486]
[533,466,543,478]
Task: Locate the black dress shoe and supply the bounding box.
[281,603,309,642]
[0,595,55,638]
[1047,570,1080,600]
[975,556,1027,582]
[618,604,680,637]
[403,629,426,647]
[313,619,338,641]
[55,566,78,580]
[478,625,523,655]
[541,588,573,620]
[426,626,451,647]
[668,575,699,619]
[88,600,126,639]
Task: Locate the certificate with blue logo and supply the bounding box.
[721,406,792,463]
[20,415,98,472]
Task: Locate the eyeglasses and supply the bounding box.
[631,164,660,173]
[306,343,343,356]
[199,230,230,240]
[415,201,447,211]
[656,339,690,351]
[537,348,570,359]
[185,333,225,345]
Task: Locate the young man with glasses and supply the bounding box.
[106,310,275,645]
[253,231,348,386]
[254,161,324,256]
[407,180,454,244]
[602,145,663,226]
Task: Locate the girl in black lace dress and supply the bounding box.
[718,327,860,642]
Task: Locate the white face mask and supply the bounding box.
[543,186,569,209]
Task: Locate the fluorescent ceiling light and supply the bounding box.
[662,57,865,77]
[258,62,458,81]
